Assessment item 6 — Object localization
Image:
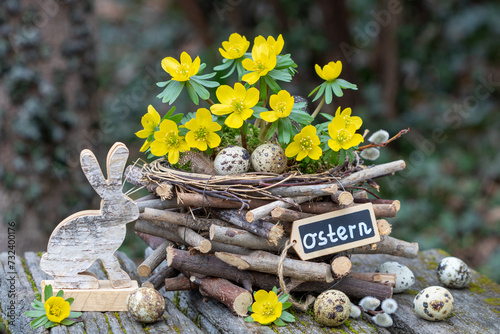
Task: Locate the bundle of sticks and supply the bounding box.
[126,159,418,316]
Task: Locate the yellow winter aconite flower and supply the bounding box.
[210,83,259,128]
[260,90,294,122]
[135,105,161,152]
[242,43,277,85]
[254,34,284,55]
[219,33,250,59]
[161,52,200,82]
[285,125,322,161]
[250,290,283,325]
[44,296,70,323]
[151,119,189,164]
[315,60,342,82]
[185,108,221,151]
[328,116,364,151]
[335,106,362,130]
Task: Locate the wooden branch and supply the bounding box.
[267,183,338,197]
[136,199,180,212]
[134,220,185,244]
[331,255,352,280]
[271,207,313,222]
[125,165,174,199]
[135,231,168,249]
[164,275,197,291]
[377,219,392,236]
[176,226,212,253]
[349,272,396,287]
[138,240,172,277]
[299,202,399,218]
[209,241,252,255]
[166,247,278,291]
[352,190,368,199]
[215,250,334,283]
[140,208,232,232]
[292,277,393,301]
[246,195,320,222]
[352,235,419,258]
[142,266,179,290]
[210,209,283,245]
[331,191,354,206]
[177,193,270,209]
[339,160,406,186]
[192,277,253,317]
[209,225,286,252]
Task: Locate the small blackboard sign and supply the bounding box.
[291,203,380,260]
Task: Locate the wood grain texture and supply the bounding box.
[40,143,140,290]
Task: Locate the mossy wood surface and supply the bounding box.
[1,250,498,333]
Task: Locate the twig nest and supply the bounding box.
[214,146,250,175]
[413,286,454,321]
[250,143,287,173]
[314,290,351,327]
[437,257,472,288]
[127,287,165,323]
[376,261,415,293]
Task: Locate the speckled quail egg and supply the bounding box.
[314,290,351,327]
[214,146,250,175]
[437,257,472,288]
[376,261,415,293]
[251,143,287,173]
[413,286,454,321]
[127,287,165,323]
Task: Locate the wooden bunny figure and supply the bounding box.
[40,143,139,289]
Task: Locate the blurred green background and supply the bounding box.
[1,0,499,283]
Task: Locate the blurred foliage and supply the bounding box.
[95,0,499,281]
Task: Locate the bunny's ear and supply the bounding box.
[106,142,129,188]
[81,149,108,198]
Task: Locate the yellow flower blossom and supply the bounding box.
[254,34,284,55]
[185,108,221,151]
[315,60,342,82]
[135,105,161,152]
[151,119,189,164]
[210,83,259,128]
[44,296,70,323]
[328,116,364,151]
[219,33,250,59]
[161,52,200,82]
[260,90,294,122]
[251,290,283,325]
[335,106,362,130]
[285,125,322,161]
[242,43,277,85]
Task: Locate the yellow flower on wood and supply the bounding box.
[210,83,259,128]
[185,108,221,151]
[161,52,201,82]
[242,43,277,85]
[285,125,322,161]
[151,119,189,164]
[328,116,364,151]
[219,33,250,59]
[44,296,70,323]
[254,34,284,55]
[251,290,283,325]
[335,106,362,130]
[315,60,342,82]
[260,90,294,122]
[135,105,161,152]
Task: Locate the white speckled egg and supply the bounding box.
[413,286,454,321]
[314,290,351,327]
[437,257,471,288]
[127,287,165,323]
[214,146,250,175]
[251,144,287,173]
[376,261,415,293]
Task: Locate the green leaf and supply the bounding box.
[45,320,57,329]
[197,62,207,74]
[320,112,334,121]
[280,310,296,322]
[44,284,53,302]
[191,76,220,88]
[31,315,49,329]
[339,149,347,165]
[32,300,44,309]
[56,289,64,298]
[159,80,184,104]
[331,82,343,97]
[190,80,210,100]
[336,78,358,90]
[268,69,292,82]
[282,302,292,310]
[324,83,333,104]
[278,294,289,303]
[165,106,176,118]
[24,310,46,318]
[264,76,281,94]
[236,61,246,81]
[185,83,199,105]
[265,121,279,140]
[220,64,237,79]
[347,148,355,162]
[280,118,293,144]
[170,114,184,124]
[312,83,326,102]
[289,109,314,125]
[60,319,76,326]
[156,80,170,88]
[248,304,253,312]
[275,54,297,69]
[272,286,278,294]
[273,318,287,326]
[68,311,82,318]
[244,316,254,322]
[308,84,321,97]
[214,59,234,71]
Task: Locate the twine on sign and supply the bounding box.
[277,240,316,312]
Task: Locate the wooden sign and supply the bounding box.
[291,203,380,260]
